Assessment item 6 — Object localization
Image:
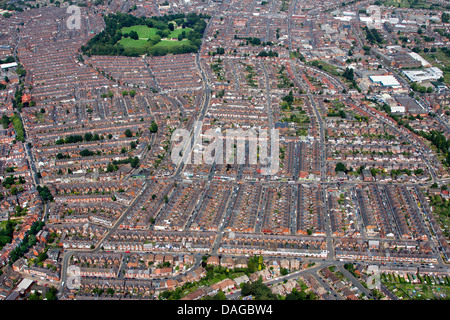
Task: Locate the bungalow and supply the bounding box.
[250,269,271,282]
[233,274,250,287]
[210,278,235,293]
[180,288,207,300]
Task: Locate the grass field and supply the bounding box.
[121,25,157,39]
[118,37,150,49]
[168,27,192,38]
[153,39,191,48]
[119,26,193,50]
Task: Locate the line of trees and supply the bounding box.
[2,113,25,142]
[106,156,140,171]
[363,26,385,45]
[55,132,104,145]
[0,220,17,250]
[257,50,278,58]
[241,276,278,300]
[8,221,45,265]
[37,185,54,203]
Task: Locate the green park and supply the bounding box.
[81,12,209,57]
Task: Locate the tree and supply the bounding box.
[282,91,294,105]
[148,35,162,45]
[84,132,93,141]
[124,129,133,137]
[285,287,316,300]
[45,287,58,300]
[129,30,139,40]
[28,292,42,300]
[37,251,48,263]
[241,276,278,300]
[335,162,347,172]
[149,121,158,133]
[79,149,94,157]
[1,114,10,129]
[203,290,227,300]
[106,162,116,172]
[37,185,54,203]
[130,156,140,168]
[11,114,25,142]
[16,65,26,77]
[342,67,354,81]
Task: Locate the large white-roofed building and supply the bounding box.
[403,67,443,83]
[369,75,402,88]
[0,62,17,69]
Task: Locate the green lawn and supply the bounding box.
[121,25,157,39]
[168,27,193,39]
[153,39,191,48]
[119,26,192,50]
[119,37,150,49]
